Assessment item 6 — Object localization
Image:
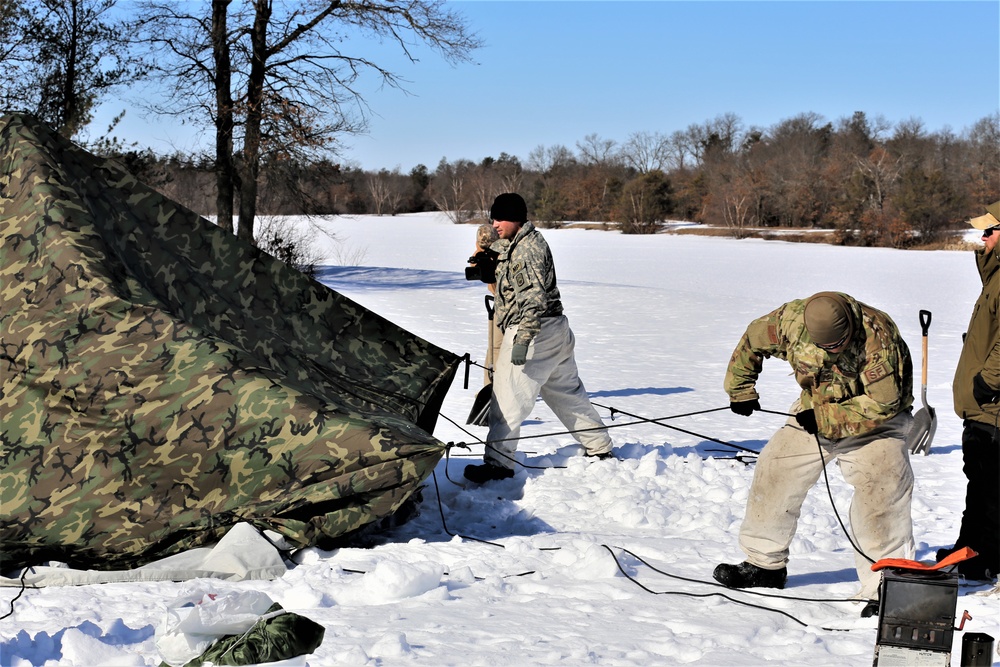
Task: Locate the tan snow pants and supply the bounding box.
[486,316,613,467]
[739,408,915,599]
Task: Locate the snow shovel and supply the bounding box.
[467,383,491,427]
[908,309,937,455]
[466,295,496,427]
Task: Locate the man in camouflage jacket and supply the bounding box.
[938,201,1000,581]
[714,291,915,615]
[464,193,613,484]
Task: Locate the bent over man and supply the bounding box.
[463,193,613,484]
[715,292,915,617]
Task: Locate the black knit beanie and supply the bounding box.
[489,193,528,224]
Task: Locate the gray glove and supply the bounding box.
[511,342,529,365]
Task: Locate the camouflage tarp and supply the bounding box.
[0,113,460,571]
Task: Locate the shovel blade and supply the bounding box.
[467,383,492,427]
[907,406,937,455]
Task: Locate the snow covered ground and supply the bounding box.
[2,212,998,666]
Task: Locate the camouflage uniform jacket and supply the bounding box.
[953,246,1000,426]
[491,222,564,347]
[725,294,914,440]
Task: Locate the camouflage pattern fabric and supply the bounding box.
[163,603,325,667]
[0,114,460,570]
[491,222,563,346]
[725,293,913,440]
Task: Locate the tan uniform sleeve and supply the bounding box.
[724,305,788,402]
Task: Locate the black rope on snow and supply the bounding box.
[613,545,861,605]
[602,545,857,632]
[0,568,31,621]
[592,402,761,455]
[436,413,566,472]
[599,544,808,628]
[442,402,752,451]
[435,401,779,480]
[429,470,505,549]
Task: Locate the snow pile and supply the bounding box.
[1,213,997,666]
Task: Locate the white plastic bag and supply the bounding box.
[155,589,275,666]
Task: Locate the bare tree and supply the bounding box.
[367,168,404,215]
[576,133,618,166]
[619,131,670,174]
[135,0,481,242]
[429,157,475,223]
[1,0,143,138]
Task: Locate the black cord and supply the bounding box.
[603,545,858,632]
[593,403,760,455]
[429,470,505,548]
[614,546,860,604]
[601,545,812,628]
[0,568,30,621]
[812,433,876,565]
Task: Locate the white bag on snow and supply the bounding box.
[155,588,276,666]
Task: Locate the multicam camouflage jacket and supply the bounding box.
[492,222,563,347]
[725,294,914,440]
[953,247,1000,426]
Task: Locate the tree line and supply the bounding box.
[2,1,997,250]
[138,109,999,249]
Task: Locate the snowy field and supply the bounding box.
[2,212,998,666]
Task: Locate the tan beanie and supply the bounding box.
[803,292,854,347]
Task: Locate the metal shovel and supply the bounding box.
[908,309,937,455]
[467,295,496,427]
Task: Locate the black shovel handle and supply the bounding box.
[919,310,932,337]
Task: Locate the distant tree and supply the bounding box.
[0,0,144,138]
[759,112,831,227]
[962,113,1000,207]
[620,130,670,174]
[408,163,431,211]
[429,157,476,223]
[576,133,619,167]
[614,170,672,234]
[368,168,405,215]
[894,166,963,244]
[466,153,522,218]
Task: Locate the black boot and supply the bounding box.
[956,556,997,581]
[860,600,880,618]
[463,463,515,484]
[713,562,787,589]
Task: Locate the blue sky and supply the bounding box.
[95,1,1000,172]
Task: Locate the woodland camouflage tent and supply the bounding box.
[0,113,460,572]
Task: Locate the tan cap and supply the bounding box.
[804,292,854,347]
[969,201,1000,230]
[476,223,499,250]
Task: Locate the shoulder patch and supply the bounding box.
[862,361,891,384]
[767,324,779,345]
[511,260,530,292]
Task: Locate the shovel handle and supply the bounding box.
[919,310,932,337]
[919,310,931,386]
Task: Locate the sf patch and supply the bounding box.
[862,360,892,384]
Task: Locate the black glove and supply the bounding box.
[511,342,529,366]
[729,399,760,417]
[795,409,819,435]
[973,373,1000,406]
